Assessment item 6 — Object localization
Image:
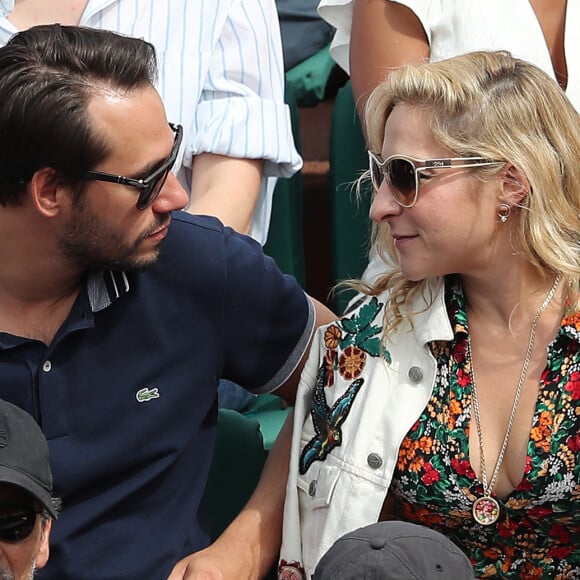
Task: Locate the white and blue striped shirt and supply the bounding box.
[0,0,302,243]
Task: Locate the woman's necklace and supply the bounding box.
[466,274,561,526]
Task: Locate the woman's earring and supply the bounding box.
[498,203,511,223]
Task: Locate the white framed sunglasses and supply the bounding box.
[368,151,503,208]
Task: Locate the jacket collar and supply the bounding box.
[399,277,454,345]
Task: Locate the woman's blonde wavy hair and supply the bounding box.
[352,50,580,334]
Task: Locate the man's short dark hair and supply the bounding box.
[0,24,158,205]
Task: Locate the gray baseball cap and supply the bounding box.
[313,521,475,580]
[0,399,57,518]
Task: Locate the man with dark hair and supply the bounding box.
[0,399,59,580]
[1,0,302,243]
[0,24,333,580]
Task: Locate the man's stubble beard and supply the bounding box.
[0,562,36,580]
[58,194,169,272]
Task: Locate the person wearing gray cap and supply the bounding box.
[0,399,59,580]
[312,522,475,580]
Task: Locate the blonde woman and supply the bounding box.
[280,51,580,579]
[318,0,578,285]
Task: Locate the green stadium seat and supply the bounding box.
[328,80,372,313]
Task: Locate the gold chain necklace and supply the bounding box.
[467,274,561,526]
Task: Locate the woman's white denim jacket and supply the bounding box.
[279,279,454,579]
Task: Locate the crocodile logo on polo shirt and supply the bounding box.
[136,387,160,403]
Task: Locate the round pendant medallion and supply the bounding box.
[472,496,500,525]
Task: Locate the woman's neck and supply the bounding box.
[459,265,564,337]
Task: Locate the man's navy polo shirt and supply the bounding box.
[0,213,314,580]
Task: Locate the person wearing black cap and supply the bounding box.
[0,399,58,580]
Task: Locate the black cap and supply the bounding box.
[313,521,475,580]
[0,399,56,518]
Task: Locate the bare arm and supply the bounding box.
[350,0,430,125]
[167,298,336,579]
[185,0,298,239]
[167,412,295,579]
[186,153,264,236]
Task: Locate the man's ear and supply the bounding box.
[35,518,52,569]
[29,167,68,217]
[501,164,529,206]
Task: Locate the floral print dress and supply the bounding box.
[390,279,580,578]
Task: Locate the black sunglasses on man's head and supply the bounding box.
[82,123,183,210]
[0,504,40,543]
